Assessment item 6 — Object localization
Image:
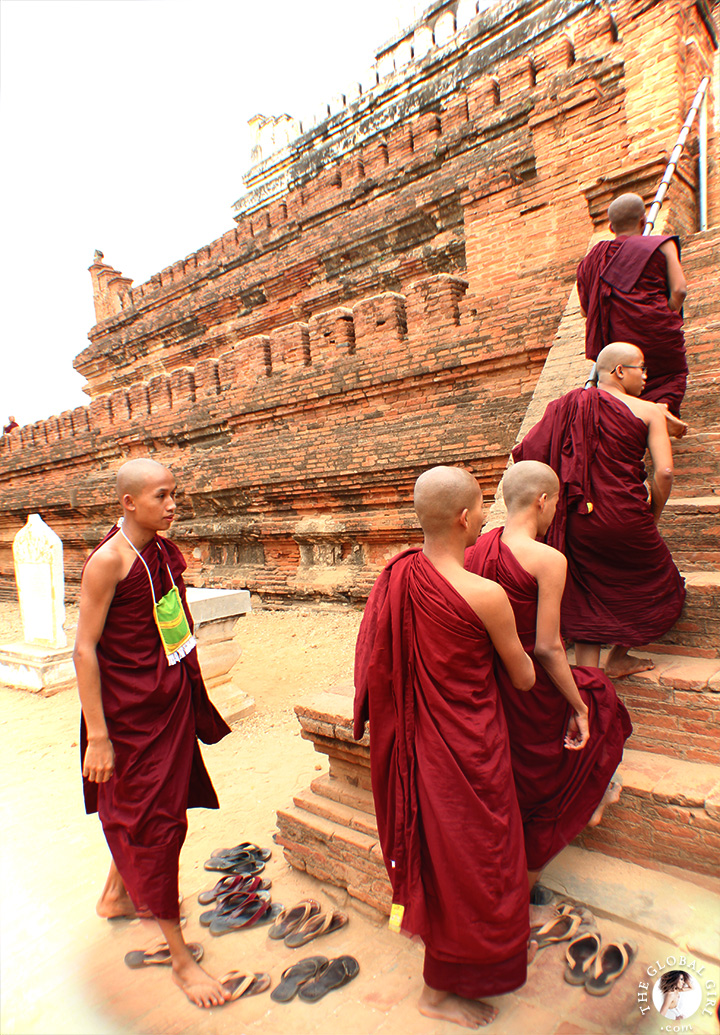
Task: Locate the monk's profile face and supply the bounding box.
[465,489,485,545]
[123,467,177,532]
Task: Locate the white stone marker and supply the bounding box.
[13,514,67,647]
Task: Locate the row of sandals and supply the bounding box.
[125,842,359,1003]
[531,901,638,997]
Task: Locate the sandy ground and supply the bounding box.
[1,600,718,1035]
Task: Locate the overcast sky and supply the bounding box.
[0,0,424,427]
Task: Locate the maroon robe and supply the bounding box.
[577,235,687,414]
[512,388,685,645]
[466,528,632,870]
[354,549,529,998]
[81,526,230,919]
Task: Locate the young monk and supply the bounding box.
[513,342,685,678]
[354,466,536,1029]
[74,458,232,1008]
[466,461,632,897]
[577,192,688,415]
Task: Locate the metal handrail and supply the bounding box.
[644,75,710,235]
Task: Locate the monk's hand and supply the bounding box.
[83,736,115,783]
[564,709,590,751]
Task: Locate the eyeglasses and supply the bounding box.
[610,364,646,373]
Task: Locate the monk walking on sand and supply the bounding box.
[466,461,632,898]
[74,458,233,1008]
[354,466,536,1029]
[577,192,688,415]
[512,342,685,678]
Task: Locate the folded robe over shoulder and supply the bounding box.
[512,388,685,646]
[354,549,529,999]
[466,528,632,871]
[81,526,230,919]
[577,234,687,414]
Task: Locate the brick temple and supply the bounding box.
[1,0,718,891]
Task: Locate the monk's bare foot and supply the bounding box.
[527,939,539,965]
[605,647,654,678]
[419,985,498,1029]
[588,779,623,827]
[172,958,231,1009]
[96,888,137,919]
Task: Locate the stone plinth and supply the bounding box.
[186,588,254,723]
[0,643,75,696]
[275,681,392,915]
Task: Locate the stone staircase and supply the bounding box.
[275,225,720,912]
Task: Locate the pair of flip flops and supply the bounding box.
[208,893,283,936]
[198,873,271,906]
[199,887,271,927]
[565,930,638,995]
[268,901,348,948]
[124,941,204,969]
[271,955,359,1003]
[204,842,270,875]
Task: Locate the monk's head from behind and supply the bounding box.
[414,466,483,545]
[596,341,647,397]
[608,193,646,236]
[117,458,177,532]
[502,460,559,535]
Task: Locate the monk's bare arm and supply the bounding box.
[468,580,535,691]
[646,405,674,522]
[533,548,590,749]
[73,549,123,782]
[659,240,687,311]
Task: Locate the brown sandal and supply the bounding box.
[284,910,348,948]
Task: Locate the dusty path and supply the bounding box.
[1,601,716,1035]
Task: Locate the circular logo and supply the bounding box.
[652,970,702,1021]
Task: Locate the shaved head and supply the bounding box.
[117,458,172,500]
[608,193,646,234]
[596,341,644,378]
[502,461,559,513]
[414,466,481,535]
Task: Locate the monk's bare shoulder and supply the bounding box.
[82,536,132,590]
[455,570,509,621]
[513,538,566,584]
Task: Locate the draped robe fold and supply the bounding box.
[81,526,231,919]
[354,549,529,998]
[466,528,633,870]
[577,234,687,414]
[512,388,685,646]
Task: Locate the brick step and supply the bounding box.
[651,570,720,655]
[614,652,720,763]
[660,496,720,570]
[275,800,392,914]
[574,748,720,879]
[276,746,720,909]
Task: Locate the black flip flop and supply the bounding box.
[204,853,265,875]
[124,941,203,969]
[298,955,359,1002]
[210,842,272,862]
[270,956,328,1003]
